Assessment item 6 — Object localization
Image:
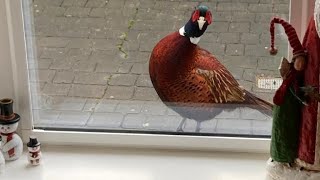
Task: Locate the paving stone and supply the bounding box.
[86,0,108,7]
[95,62,120,73]
[50,59,76,70]
[72,61,96,72]
[251,119,272,135]
[95,99,119,112]
[29,82,46,94]
[243,68,257,82]
[232,12,256,22]
[216,119,252,134]
[245,44,270,56]
[133,87,159,101]
[56,111,91,126]
[136,75,153,87]
[218,33,240,43]
[213,12,233,22]
[241,33,259,44]
[57,26,90,38]
[141,101,167,115]
[90,50,116,62]
[199,119,218,133]
[83,99,100,112]
[122,114,147,129]
[33,0,63,6]
[223,56,258,69]
[272,4,289,13]
[217,3,248,11]
[240,107,270,120]
[68,38,93,48]
[62,0,88,7]
[31,94,49,110]
[40,48,66,59]
[118,63,133,73]
[33,109,60,126]
[87,112,123,128]
[68,84,106,98]
[144,115,182,131]
[250,23,269,33]
[107,0,125,8]
[248,4,273,13]
[42,83,71,96]
[89,8,106,17]
[53,71,75,83]
[226,44,244,56]
[208,22,229,33]
[115,100,144,114]
[199,42,225,55]
[74,72,109,85]
[68,48,92,59]
[131,63,149,74]
[229,22,250,33]
[38,37,70,47]
[92,39,118,51]
[29,69,56,82]
[109,74,138,86]
[257,56,282,71]
[255,13,288,23]
[65,7,91,17]
[44,7,66,17]
[104,86,134,100]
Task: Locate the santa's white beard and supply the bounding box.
[315,0,320,37]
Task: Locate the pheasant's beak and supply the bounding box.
[197,16,206,30]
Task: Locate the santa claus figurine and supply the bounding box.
[296,0,320,171]
[0,98,23,161]
[27,136,41,166]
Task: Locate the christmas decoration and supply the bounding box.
[268,17,306,164]
[0,98,23,161]
[267,0,320,178]
[149,5,272,132]
[27,136,41,166]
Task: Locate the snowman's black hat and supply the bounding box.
[0,98,20,125]
[27,137,41,147]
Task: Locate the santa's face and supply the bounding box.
[28,146,40,152]
[0,123,19,134]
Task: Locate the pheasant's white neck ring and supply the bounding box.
[179,26,201,45]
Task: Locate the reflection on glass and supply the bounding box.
[23,0,290,137]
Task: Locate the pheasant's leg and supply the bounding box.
[195,121,201,133]
[177,117,186,132]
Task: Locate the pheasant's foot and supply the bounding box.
[177,118,186,132]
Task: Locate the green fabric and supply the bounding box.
[270,87,301,163]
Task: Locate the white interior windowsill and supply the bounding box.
[0,145,269,180]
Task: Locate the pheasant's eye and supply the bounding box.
[205,11,212,25]
[192,10,200,22]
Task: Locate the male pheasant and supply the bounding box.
[149,5,273,132]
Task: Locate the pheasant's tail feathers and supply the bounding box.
[243,90,273,111]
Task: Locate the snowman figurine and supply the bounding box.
[0,98,23,161]
[27,137,41,166]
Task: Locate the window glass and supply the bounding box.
[23,0,290,137]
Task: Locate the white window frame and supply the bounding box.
[0,0,313,153]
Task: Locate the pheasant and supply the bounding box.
[149,5,273,132]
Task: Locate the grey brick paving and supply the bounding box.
[68,84,106,98]
[26,0,291,135]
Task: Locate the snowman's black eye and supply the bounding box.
[7,127,10,129]
[1,127,3,129]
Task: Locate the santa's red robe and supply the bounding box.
[297,15,320,169]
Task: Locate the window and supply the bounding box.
[2,0,312,152]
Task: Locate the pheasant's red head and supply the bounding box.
[191,5,212,30]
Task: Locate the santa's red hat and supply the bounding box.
[269,17,306,58]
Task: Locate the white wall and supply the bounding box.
[0,0,15,99]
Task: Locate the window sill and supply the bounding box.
[0,145,269,180]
